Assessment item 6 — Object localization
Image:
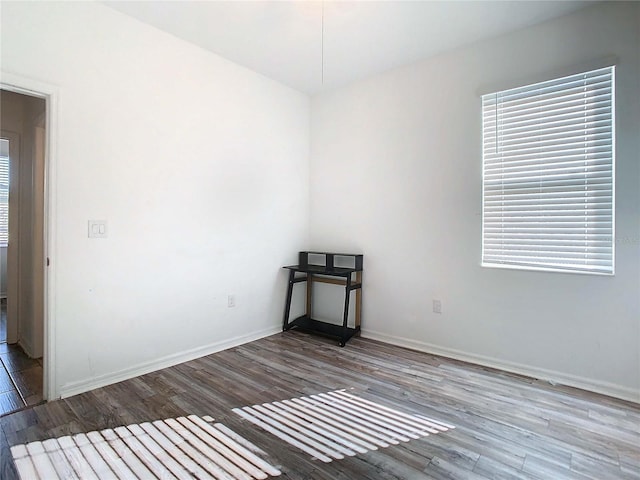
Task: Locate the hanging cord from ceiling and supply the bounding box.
[321,0,325,85]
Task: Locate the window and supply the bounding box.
[482,66,615,275]
[0,138,8,248]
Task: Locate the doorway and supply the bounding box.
[0,89,46,415]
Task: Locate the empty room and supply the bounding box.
[0,1,639,479]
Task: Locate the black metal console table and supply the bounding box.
[282,251,363,347]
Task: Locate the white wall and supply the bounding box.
[310,2,640,401]
[2,1,636,402]
[1,2,310,397]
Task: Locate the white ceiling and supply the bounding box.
[104,1,592,94]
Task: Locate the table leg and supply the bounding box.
[341,275,352,346]
[306,273,313,318]
[283,269,295,331]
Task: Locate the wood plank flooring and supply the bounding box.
[1,332,639,479]
[0,302,45,416]
[0,343,44,416]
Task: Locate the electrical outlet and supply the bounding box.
[228,295,236,308]
[433,299,442,314]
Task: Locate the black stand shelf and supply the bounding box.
[282,251,363,347]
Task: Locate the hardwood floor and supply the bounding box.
[0,343,44,416]
[0,302,44,416]
[1,332,639,479]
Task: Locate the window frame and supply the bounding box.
[481,66,616,276]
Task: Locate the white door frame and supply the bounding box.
[1,72,58,401]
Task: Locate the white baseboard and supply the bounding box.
[361,329,640,404]
[59,326,281,399]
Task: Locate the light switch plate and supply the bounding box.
[88,220,108,238]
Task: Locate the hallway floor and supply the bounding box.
[0,304,43,416]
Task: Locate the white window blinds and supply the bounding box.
[482,66,615,275]
[0,138,8,248]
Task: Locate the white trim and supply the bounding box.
[59,326,281,399]
[361,329,640,404]
[1,71,59,401]
[481,262,615,277]
[610,66,616,275]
